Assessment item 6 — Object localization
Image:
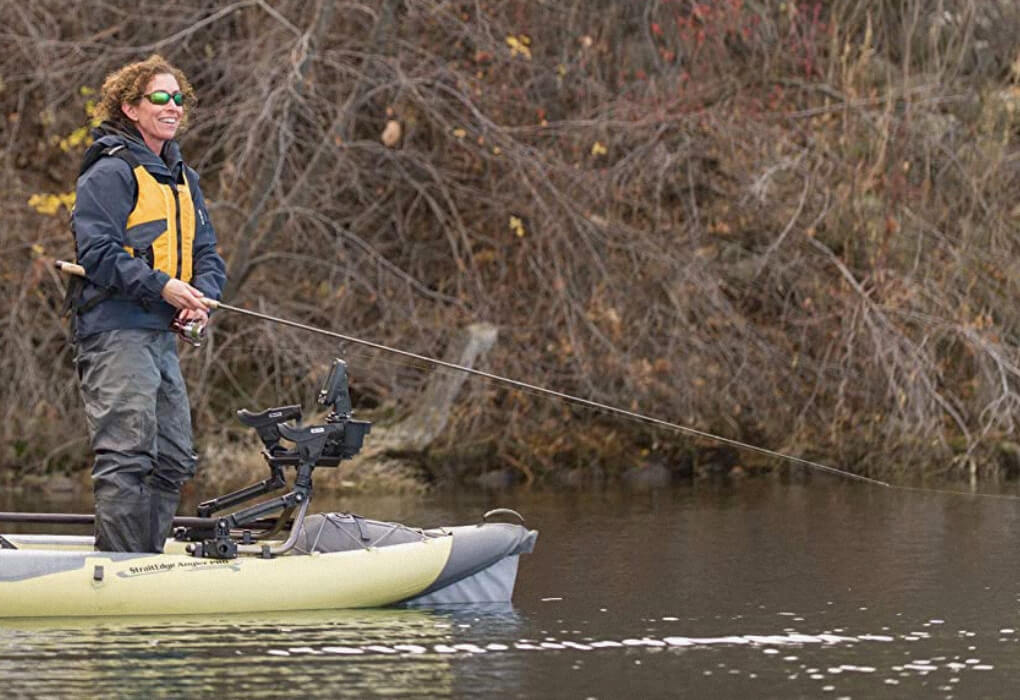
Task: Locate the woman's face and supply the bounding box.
[120,73,183,153]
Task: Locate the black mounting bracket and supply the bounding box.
[179,358,371,560]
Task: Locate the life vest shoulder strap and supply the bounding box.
[78,142,141,177]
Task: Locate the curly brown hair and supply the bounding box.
[94,54,196,133]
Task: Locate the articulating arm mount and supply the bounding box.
[177,359,371,559]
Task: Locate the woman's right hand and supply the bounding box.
[161,278,208,311]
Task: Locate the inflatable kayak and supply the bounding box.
[0,357,537,618]
[0,513,537,618]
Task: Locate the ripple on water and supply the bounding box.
[0,611,1011,698]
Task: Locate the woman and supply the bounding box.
[71,54,227,552]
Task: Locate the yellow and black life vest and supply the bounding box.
[124,160,196,283]
[79,143,196,283]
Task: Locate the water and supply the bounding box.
[3,478,1020,698]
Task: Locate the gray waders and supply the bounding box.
[74,329,197,553]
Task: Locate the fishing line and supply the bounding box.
[57,259,1020,499]
[202,298,891,488]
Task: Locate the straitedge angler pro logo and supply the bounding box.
[117,559,241,578]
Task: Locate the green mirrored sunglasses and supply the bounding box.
[143,90,185,106]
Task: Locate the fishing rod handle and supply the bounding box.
[54,259,220,309]
[54,260,85,277]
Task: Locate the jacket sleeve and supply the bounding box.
[73,158,170,302]
[186,168,227,302]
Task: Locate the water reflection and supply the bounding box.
[0,606,525,698]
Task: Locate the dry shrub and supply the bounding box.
[1,0,1018,484]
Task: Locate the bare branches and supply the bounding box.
[1,0,1018,481]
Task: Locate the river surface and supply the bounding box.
[3,477,1020,698]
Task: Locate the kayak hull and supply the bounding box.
[0,518,536,618]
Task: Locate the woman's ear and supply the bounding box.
[120,102,137,122]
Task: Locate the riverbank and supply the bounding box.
[9,430,1019,502]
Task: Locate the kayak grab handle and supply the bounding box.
[481,508,525,524]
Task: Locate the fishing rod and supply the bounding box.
[55,260,889,488]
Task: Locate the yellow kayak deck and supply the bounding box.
[0,521,536,618]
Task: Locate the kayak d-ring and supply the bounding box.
[481,508,525,524]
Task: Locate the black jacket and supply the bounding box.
[71,124,226,338]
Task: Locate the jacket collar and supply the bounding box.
[90,122,184,179]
